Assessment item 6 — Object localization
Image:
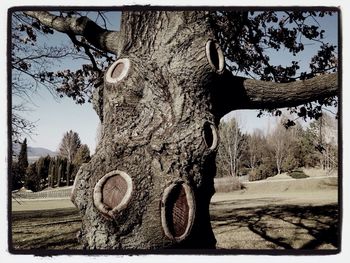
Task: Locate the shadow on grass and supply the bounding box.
[210,202,339,250]
[11,207,82,250]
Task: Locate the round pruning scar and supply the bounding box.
[93,170,133,218]
[105,58,130,84]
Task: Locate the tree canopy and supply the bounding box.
[11,9,339,142]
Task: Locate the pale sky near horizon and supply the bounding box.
[12,10,338,153]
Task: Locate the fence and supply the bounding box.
[12,187,72,199]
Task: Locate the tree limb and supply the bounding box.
[23,11,122,55]
[67,32,101,73]
[212,71,338,118]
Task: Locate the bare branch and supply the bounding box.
[23,11,123,56]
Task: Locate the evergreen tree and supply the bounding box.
[56,163,62,187]
[48,158,55,188]
[36,155,51,190]
[11,161,21,190]
[17,138,28,189]
[25,162,40,192]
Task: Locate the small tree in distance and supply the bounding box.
[58,130,81,163]
[73,144,91,166]
[217,118,247,178]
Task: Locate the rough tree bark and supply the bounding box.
[24,11,338,249]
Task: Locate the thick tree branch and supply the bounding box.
[212,71,338,118]
[24,11,122,55]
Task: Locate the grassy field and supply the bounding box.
[11,207,82,250]
[10,174,339,251]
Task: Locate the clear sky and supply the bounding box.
[12,10,338,153]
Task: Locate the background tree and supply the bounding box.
[246,129,265,169]
[17,9,339,250]
[24,162,39,192]
[308,112,338,172]
[73,144,91,166]
[58,130,81,163]
[247,133,277,181]
[11,161,21,190]
[35,155,51,190]
[47,158,55,188]
[217,118,246,177]
[268,120,295,174]
[16,138,28,189]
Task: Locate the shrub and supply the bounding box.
[214,176,244,192]
[249,162,277,181]
[288,170,309,179]
[282,154,299,173]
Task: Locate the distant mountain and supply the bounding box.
[27,147,58,157]
[12,143,57,162]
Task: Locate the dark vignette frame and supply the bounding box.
[7,5,343,257]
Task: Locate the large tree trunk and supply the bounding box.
[24,10,338,250]
[70,11,220,249]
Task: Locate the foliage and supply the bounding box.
[35,155,51,189]
[11,10,338,142]
[58,130,81,162]
[25,162,40,191]
[220,112,338,182]
[209,10,338,126]
[248,158,277,182]
[11,161,22,190]
[14,138,29,189]
[14,151,88,192]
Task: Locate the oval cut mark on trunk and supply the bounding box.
[93,170,133,218]
[105,58,130,84]
[203,122,219,150]
[206,40,225,74]
[161,182,195,242]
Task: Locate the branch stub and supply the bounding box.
[105,58,130,84]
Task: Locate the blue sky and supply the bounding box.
[13,11,338,153]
